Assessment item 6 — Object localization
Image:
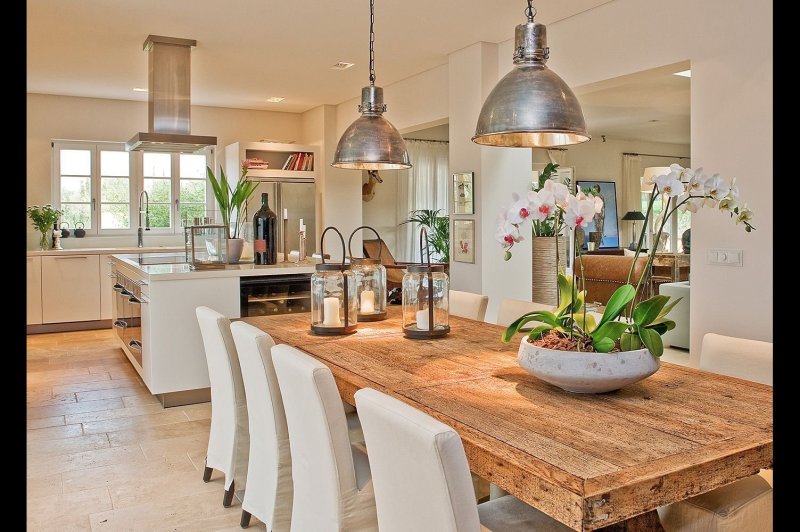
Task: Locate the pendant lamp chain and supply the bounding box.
[525,0,536,22]
[369,0,376,86]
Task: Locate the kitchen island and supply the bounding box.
[110,252,316,406]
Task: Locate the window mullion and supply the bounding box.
[92,144,100,235]
[172,153,181,232]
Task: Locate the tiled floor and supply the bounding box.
[26,329,263,531]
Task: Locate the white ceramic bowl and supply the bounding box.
[517,338,660,393]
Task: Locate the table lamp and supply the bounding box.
[622,211,646,250]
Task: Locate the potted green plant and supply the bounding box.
[497,164,755,393]
[401,209,450,264]
[207,161,258,263]
[27,204,63,250]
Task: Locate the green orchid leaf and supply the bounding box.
[590,320,630,343]
[527,325,552,342]
[650,318,676,331]
[572,312,597,334]
[599,284,636,325]
[556,274,573,314]
[501,311,558,342]
[638,328,664,357]
[593,337,616,353]
[657,296,683,319]
[633,295,670,327]
[620,332,642,351]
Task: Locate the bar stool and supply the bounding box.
[271,344,378,531]
[195,306,249,508]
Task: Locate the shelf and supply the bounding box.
[245,169,315,179]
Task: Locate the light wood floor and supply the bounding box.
[26,329,265,531]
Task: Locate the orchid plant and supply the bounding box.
[499,164,755,357]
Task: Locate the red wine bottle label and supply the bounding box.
[254,239,267,253]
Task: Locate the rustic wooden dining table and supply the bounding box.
[241,306,773,531]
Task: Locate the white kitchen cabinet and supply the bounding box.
[100,254,116,320]
[26,256,43,325]
[41,255,101,323]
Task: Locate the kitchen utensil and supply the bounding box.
[74,222,86,238]
[60,222,70,238]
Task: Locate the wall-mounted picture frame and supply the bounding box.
[452,219,475,263]
[575,180,620,249]
[452,172,474,214]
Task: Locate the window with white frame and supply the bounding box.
[52,141,214,235]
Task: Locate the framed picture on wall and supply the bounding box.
[453,219,475,263]
[575,180,620,249]
[452,172,474,214]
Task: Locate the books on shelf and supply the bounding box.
[243,157,269,169]
[281,152,314,171]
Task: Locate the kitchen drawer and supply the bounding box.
[42,255,101,323]
[27,256,43,325]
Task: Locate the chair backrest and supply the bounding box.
[449,290,489,322]
[363,238,397,266]
[495,298,553,327]
[195,306,247,486]
[230,321,292,529]
[354,387,480,532]
[699,333,773,386]
[270,344,360,530]
[579,255,647,305]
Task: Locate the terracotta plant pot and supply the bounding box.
[517,338,660,393]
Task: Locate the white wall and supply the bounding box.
[27,93,302,249]
[361,169,405,259]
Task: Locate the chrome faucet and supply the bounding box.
[137,190,150,248]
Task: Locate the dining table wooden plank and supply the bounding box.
[239,307,772,531]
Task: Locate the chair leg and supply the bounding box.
[223,480,236,507]
[240,510,252,528]
[202,466,213,483]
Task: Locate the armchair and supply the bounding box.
[577,255,648,306]
[362,239,415,291]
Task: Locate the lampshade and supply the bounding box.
[641,167,671,192]
[331,0,411,170]
[622,211,646,221]
[472,8,590,148]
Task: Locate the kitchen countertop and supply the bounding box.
[27,246,185,257]
[113,252,318,281]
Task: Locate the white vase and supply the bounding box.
[226,238,245,264]
[517,338,660,393]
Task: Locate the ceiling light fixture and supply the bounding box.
[132,87,148,92]
[332,0,411,170]
[472,0,590,148]
[331,62,355,70]
[673,69,691,78]
[266,97,285,103]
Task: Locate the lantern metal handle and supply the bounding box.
[418,226,432,268]
[319,226,347,267]
[347,225,383,261]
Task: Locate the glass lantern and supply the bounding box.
[188,224,227,269]
[310,227,358,335]
[402,228,450,339]
[348,226,388,321]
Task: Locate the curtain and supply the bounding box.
[621,153,643,216]
[398,140,449,262]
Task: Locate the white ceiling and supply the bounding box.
[27,0,613,113]
[577,62,691,145]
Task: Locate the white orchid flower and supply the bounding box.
[678,194,704,213]
[655,172,685,197]
[528,189,556,222]
[543,179,570,207]
[593,195,604,214]
[495,220,522,248]
[704,174,730,201]
[669,163,685,174]
[507,193,534,225]
[687,172,706,195]
[727,177,740,201]
[735,204,753,226]
[718,195,738,213]
[563,196,596,230]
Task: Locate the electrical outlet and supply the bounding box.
[707,248,743,266]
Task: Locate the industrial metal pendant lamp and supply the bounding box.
[332,0,411,170]
[472,0,591,148]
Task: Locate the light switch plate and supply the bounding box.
[707,248,743,266]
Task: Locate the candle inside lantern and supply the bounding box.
[416,309,430,331]
[360,290,376,313]
[283,208,288,220]
[322,297,342,326]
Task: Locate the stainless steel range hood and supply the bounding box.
[126,35,217,153]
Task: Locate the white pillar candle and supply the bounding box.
[283,208,288,220]
[360,290,376,313]
[322,297,342,326]
[416,309,430,331]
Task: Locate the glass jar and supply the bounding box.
[188,224,227,269]
[351,258,387,321]
[402,264,450,338]
[239,221,255,263]
[310,264,358,335]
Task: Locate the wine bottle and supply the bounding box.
[253,192,278,265]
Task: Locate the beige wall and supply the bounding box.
[26,93,302,248]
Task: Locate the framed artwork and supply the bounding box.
[453,219,475,263]
[575,180,620,249]
[452,172,474,214]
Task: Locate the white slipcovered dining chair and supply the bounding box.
[449,290,489,321]
[229,321,292,530]
[271,344,378,531]
[495,298,553,327]
[354,386,573,532]
[657,333,773,532]
[195,306,249,508]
